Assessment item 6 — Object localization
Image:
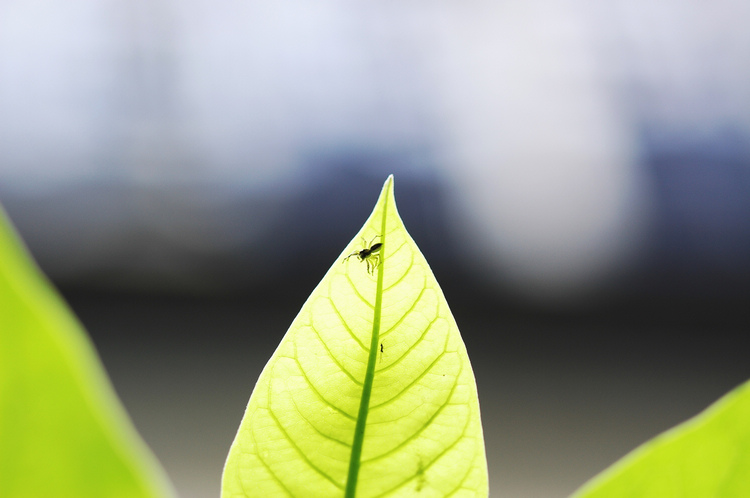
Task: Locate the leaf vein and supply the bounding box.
[327,297,368,352]
[344,273,375,309]
[380,274,429,340]
[376,314,441,374]
[283,369,353,448]
[363,361,465,464]
[382,242,412,291]
[308,323,363,386]
[370,349,448,410]
[445,449,478,497]
[265,406,345,490]
[281,354,357,421]
[371,398,473,497]
[248,414,294,497]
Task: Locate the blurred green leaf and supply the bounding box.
[223,176,488,497]
[0,205,174,498]
[572,379,750,497]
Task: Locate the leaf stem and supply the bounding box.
[345,181,390,498]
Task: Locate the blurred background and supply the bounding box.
[1,0,749,496]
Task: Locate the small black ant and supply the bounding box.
[343,235,382,275]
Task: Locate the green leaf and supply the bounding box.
[223,176,488,497]
[572,379,750,497]
[0,204,174,498]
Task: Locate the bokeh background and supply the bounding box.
[2,1,749,496]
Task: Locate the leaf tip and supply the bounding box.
[381,174,395,198]
[371,175,396,217]
[382,174,395,199]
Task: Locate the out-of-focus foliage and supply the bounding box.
[573,379,750,497]
[0,205,173,498]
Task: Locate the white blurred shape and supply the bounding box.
[431,0,650,302]
[0,0,114,191]
[614,0,750,130]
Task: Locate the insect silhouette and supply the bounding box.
[343,236,382,275]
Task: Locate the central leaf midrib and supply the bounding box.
[344,181,390,498]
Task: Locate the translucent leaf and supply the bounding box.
[223,176,488,497]
[0,205,174,498]
[572,379,750,497]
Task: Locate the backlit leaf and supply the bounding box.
[223,175,488,497]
